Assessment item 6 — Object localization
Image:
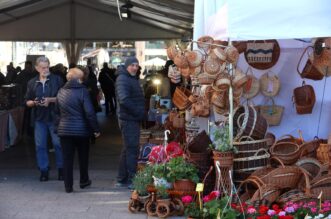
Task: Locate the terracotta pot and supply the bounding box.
[173,179,196,192]
[212,150,234,167]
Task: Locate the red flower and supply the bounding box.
[257,216,271,219]
[208,191,220,200]
[259,205,269,215]
[278,216,294,219]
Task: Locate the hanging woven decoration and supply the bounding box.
[245,40,280,70]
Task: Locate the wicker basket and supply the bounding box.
[232,68,248,89]
[270,142,301,165]
[233,105,268,141]
[276,189,316,206]
[259,72,280,97]
[276,134,304,145]
[259,98,284,126]
[238,177,280,207]
[233,137,270,173]
[317,143,331,165]
[310,174,331,201]
[204,56,221,75]
[300,138,322,158]
[225,46,239,63]
[249,157,307,190]
[173,180,196,192]
[265,132,276,147]
[293,81,316,114]
[295,157,324,180]
[172,87,192,110]
[197,36,214,53]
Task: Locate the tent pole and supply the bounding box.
[228,39,234,148]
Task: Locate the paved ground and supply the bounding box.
[0,113,184,219]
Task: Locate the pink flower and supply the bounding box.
[285,206,295,213]
[247,207,256,214]
[308,201,317,207]
[203,195,211,203]
[278,211,286,216]
[311,207,317,213]
[292,203,299,210]
[267,209,276,216]
[181,195,193,204]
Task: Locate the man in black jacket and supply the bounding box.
[25,56,64,182]
[98,62,116,116]
[115,57,145,189]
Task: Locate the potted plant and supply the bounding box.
[209,123,236,167]
[182,195,202,219]
[166,157,200,192]
[152,163,173,189]
[132,165,154,196]
[202,194,237,219]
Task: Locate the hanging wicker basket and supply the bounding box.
[293,81,316,114]
[259,72,280,97]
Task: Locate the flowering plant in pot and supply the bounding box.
[166,157,200,192]
[182,195,202,219]
[132,165,154,196]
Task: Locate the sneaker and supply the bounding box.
[58,168,64,181]
[80,179,92,189]
[39,171,49,182]
[114,182,128,188]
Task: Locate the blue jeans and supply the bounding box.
[34,121,63,171]
[117,119,140,184]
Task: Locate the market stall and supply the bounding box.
[127,1,331,218]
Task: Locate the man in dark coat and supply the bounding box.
[115,57,145,189]
[98,62,116,116]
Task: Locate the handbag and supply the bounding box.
[259,72,280,97]
[172,86,192,110]
[297,46,324,80]
[259,98,284,126]
[293,81,316,114]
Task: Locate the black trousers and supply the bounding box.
[60,136,90,189]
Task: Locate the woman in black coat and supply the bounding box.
[56,68,100,193]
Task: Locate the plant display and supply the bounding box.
[231,200,331,219]
[156,184,169,199]
[166,157,199,183]
[209,123,236,152]
[132,165,154,196]
[182,191,237,219]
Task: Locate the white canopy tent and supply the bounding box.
[194,0,331,140]
[143,57,166,66]
[0,0,193,64]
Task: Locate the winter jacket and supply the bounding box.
[115,68,145,121]
[56,80,99,137]
[25,73,63,122]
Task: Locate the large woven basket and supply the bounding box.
[293,81,316,114]
[249,157,307,190]
[238,177,280,207]
[270,142,301,165]
[295,157,325,180]
[185,50,203,68]
[316,143,331,165]
[172,87,192,110]
[276,134,304,145]
[310,174,331,201]
[276,189,316,207]
[233,137,270,175]
[233,105,268,141]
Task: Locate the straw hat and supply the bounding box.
[198,72,217,85]
[260,72,280,97]
[197,36,214,53]
[174,53,189,68]
[186,50,204,68]
[243,75,260,99]
[204,56,220,75]
[166,46,178,60]
[225,46,239,63]
[189,65,202,76]
[232,68,248,88]
[212,47,227,61]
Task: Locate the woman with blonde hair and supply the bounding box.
[56,67,100,193]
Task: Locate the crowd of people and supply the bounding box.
[0,56,179,193]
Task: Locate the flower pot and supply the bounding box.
[173,179,196,192]
[212,150,234,167]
